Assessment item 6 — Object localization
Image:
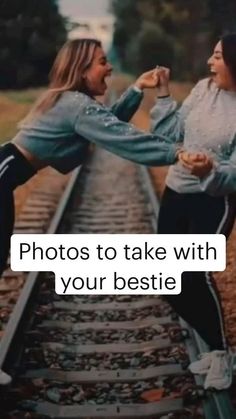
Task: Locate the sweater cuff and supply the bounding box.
[131,85,143,94]
[167,145,180,165]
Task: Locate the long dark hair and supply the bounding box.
[221,33,236,85]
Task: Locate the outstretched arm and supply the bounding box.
[110,86,143,122]
[110,69,159,122]
[73,92,179,167]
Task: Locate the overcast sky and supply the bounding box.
[59,0,111,18]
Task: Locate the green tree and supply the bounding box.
[111,0,143,71]
[0,0,67,88]
[110,0,234,80]
[110,0,205,79]
[207,0,236,42]
[125,22,175,74]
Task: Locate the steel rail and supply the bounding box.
[0,166,82,375]
[0,156,235,418]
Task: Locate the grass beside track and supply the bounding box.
[0,88,43,143]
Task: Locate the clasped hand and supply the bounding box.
[134,69,214,178]
[178,151,213,178]
[134,68,160,90]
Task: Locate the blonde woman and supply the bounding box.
[0,38,185,280]
[0,37,186,385]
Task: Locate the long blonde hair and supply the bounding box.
[23,38,101,121]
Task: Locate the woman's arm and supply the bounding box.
[73,93,179,167]
[179,145,236,196]
[110,69,159,122]
[150,97,183,143]
[110,86,143,122]
[150,71,205,143]
[199,146,236,196]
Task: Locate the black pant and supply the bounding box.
[0,143,36,277]
[158,186,236,350]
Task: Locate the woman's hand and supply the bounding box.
[156,67,170,97]
[178,151,213,178]
[134,69,159,90]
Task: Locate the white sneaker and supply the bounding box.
[204,350,233,390]
[0,369,12,385]
[188,352,212,375]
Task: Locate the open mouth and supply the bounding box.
[101,77,107,87]
[210,69,217,76]
[209,70,219,83]
[102,73,112,87]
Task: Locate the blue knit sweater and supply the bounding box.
[12,86,176,173]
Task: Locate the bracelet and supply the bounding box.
[157,94,170,98]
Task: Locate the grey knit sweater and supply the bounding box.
[150,78,236,196]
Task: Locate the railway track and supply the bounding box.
[0,168,70,316]
[0,147,235,418]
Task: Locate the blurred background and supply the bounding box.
[0,0,236,141]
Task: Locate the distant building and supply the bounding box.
[68,16,114,52]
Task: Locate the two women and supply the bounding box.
[0,37,189,385]
[150,33,236,390]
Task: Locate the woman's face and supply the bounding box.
[207,41,236,90]
[83,47,113,96]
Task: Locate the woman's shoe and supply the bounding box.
[188,352,212,375]
[204,350,233,390]
[0,369,12,385]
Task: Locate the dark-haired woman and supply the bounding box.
[150,33,236,390]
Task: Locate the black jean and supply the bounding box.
[158,186,236,350]
[0,143,36,277]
